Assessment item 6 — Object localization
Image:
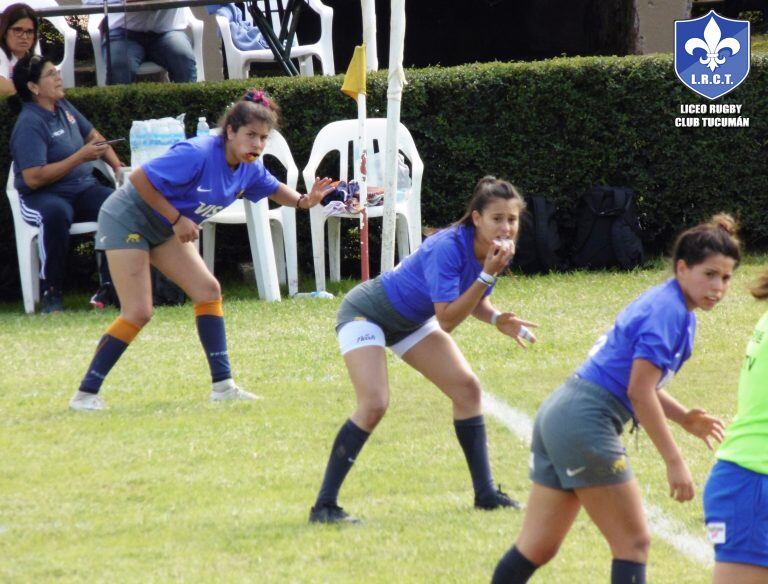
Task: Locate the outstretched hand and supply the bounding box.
[307,177,335,208]
[681,408,725,450]
[495,312,539,348]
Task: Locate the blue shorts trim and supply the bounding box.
[703,459,768,568]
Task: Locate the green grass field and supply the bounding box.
[2,258,767,583]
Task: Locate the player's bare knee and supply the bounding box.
[452,374,482,409]
[122,308,152,327]
[360,396,389,428]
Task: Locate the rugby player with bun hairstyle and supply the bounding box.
[493,214,741,584]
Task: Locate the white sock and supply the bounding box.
[212,378,236,393]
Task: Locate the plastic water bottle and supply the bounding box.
[197,117,210,137]
[293,291,334,299]
[129,121,141,167]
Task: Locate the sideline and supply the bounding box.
[482,391,714,568]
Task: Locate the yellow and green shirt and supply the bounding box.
[717,310,768,474]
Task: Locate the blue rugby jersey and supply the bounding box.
[380,224,493,324]
[141,136,280,224]
[577,278,696,414]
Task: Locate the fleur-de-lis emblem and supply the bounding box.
[685,17,740,72]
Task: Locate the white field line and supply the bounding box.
[482,390,714,568]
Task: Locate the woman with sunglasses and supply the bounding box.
[10,54,124,312]
[0,3,37,95]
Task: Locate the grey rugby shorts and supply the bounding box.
[530,375,634,490]
[95,182,174,252]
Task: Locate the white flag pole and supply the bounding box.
[381,0,406,272]
[361,0,378,71]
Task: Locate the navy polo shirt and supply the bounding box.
[10,99,97,197]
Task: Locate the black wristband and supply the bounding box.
[296,194,308,210]
[171,212,182,226]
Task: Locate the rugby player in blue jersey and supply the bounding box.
[69,90,333,411]
[492,215,740,584]
[309,176,538,523]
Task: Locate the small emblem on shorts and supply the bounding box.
[566,466,586,477]
[611,456,627,474]
[126,233,141,243]
[353,316,367,321]
[357,334,375,343]
[99,236,107,243]
[706,522,726,544]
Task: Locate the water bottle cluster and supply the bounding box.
[129,116,190,168]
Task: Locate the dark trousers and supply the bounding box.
[20,184,113,291]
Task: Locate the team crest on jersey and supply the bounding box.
[65,110,76,124]
[675,11,750,100]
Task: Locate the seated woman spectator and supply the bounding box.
[0,3,37,95]
[10,54,124,313]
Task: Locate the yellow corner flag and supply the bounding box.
[341,44,367,100]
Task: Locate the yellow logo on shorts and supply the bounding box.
[353,316,367,321]
[126,233,141,243]
[611,456,627,474]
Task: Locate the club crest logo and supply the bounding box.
[675,11,750,100]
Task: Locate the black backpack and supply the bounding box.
[571,186,644,270]
[511,194,562,275]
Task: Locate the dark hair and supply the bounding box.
[455,176,525,227]
[11,53,48,102]
[218,88,280,137]
[0,3,38,60]
[671,213,741,271]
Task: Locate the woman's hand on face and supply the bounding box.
[495,312,538,347]
[666,458,694,502]
[681,408,725,450]
[173,215,201,243]
[307,177,335,208]
[79,139,109,162]
[483,238,515,275]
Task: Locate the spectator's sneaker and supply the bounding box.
[209,385,260,402]
[69,391,108,411]
[474,486,521,510]
[41,288,64,314]
[309,503,360,524]
[90,283,118,309]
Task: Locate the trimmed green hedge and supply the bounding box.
[1,55,766,299]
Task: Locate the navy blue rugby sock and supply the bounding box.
[79,317,141,394]
[492,546,538,584]
[315,419,370,507]
[454,415,495,499]
[611,559,646,584]
[194,300,232,383]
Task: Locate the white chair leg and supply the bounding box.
[327,216,341,283]
[201,222,216,275]
[19,235,36,314]
[283,210,299,297]
[245,200,281,302]
[299,56,315,76]
[270,220,287,287]
[309,206,327,292]
[396,215,409,262]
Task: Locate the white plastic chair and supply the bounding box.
[87,8,205,86]
[201,129,299,299]
[302,118,424,292]
[22,0,77,87]
[214,0,334,79]
[6,160,115,314]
